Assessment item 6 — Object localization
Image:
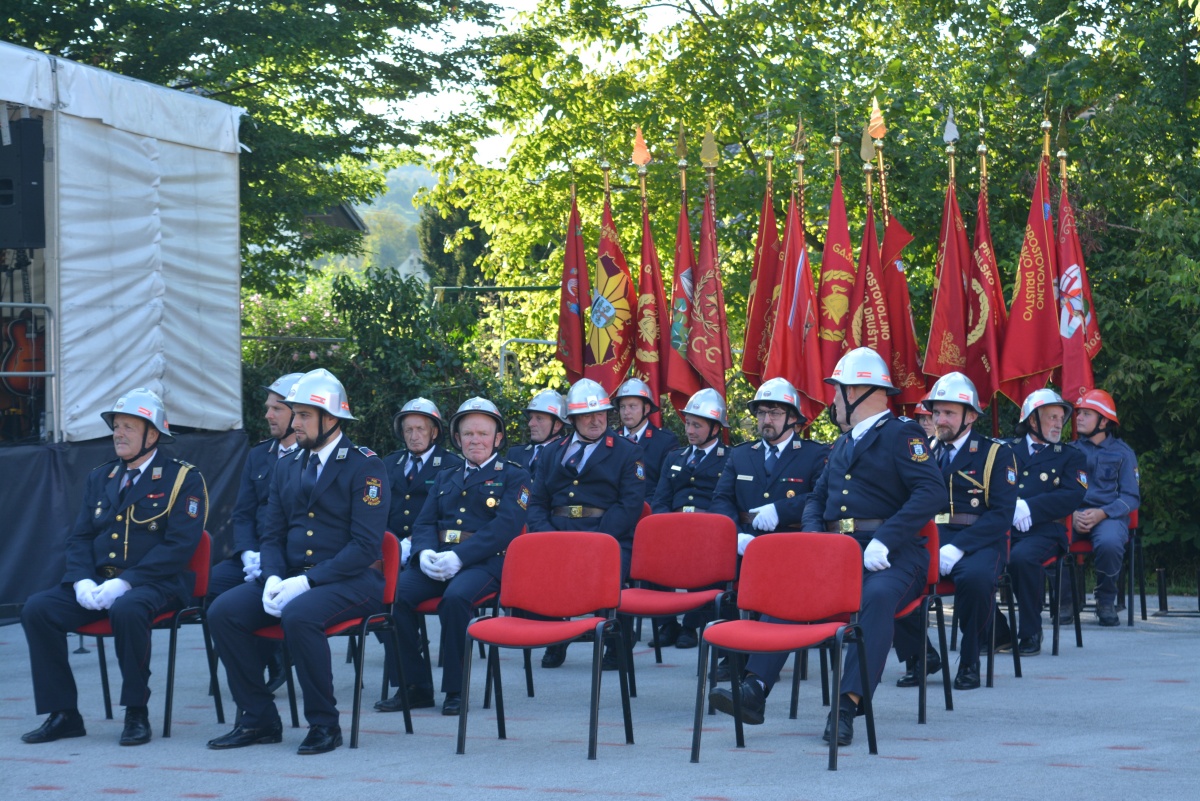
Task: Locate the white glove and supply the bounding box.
[1013,498,1032,532]
[419,549,443,580]
[737,532,755,556]
[437,551,463,580]
[74,579,100,610]
[939,544,965,576]
[90,578,132,610]
[863,538,891,572]
[749,503,779,532]
[262,575,283,616]
[241,550,262,581]
[264,575,310,616]
[400,537,413,567]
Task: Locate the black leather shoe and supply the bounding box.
[265,648,287,694]
[441,693,462,716]
[674,628,699,649]
[297,724,342,755]
[119,707,152,746]
[711,659,732,683]
[207,719,283,749]
[375,685,435,713]
[822,705,855,746]
[648,623,680,648]
[708,679,765,725]
[1097,603,1120,627]
[896,648,942,687]
[1017,632,1042,656]
[541,643,568,669]
[21,710,86,744]
[953,660,981,691]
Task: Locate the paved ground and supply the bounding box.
[2,600,1197,801]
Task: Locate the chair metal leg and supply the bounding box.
[96,637,113,720]
[523,648,535,697]
[587,624,605,760]
[490,646,506,740]
[621,616,638,698]
[917,611,928,725]
[202,618,225,723]
[690,639,710,762]
[349,628,367,748]
[1136,535,1147,620]
[282,644,299,728]
[819,644,830,707]
[1071,558,1084,648]
[164,616,182,737]
[789,650,802,720]
[935,599,953,712]
[456,632,474,755]
[389,626,413,734]
[1006,582,1022,678]
[731,652,746,749]
[950,605,959,651]
[614,625,634,746]
[1050,560,1062,656]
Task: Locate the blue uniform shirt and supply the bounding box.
[1072,435,1140,521]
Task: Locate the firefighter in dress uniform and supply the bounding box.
[614,377,679,487]
[505,388,569,472]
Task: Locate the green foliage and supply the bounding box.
[421,0,1200,553]
[6,1,496,293]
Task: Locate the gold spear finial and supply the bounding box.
[700,124,719,168]
[832,105,843,173]
[633,126,651,211]
[977,101,988,183]
[870,98,890,219]
[676,122,688,195]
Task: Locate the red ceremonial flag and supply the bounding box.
[764,192,826,422]
[967,176,1011,405]
[1056,183,1101,402]
[879,213,927,405]
[924,181,971,380]
[583,196,638,393]
[1000,155,1061,404]
[632,204,670,427]
[555,194,590,383]
[687,180,733,397]
[666,193,702,415]
[845,199,887,360]
[816,174,857,401]
[741,180,782,388]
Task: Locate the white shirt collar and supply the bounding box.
[851,410,890,441]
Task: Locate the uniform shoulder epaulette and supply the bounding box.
[506,459,525,469]
[173,458,196,469]
[358,445,378,458]
[898,415,914,422]
[875,416,889,428]
[751,441,762,450]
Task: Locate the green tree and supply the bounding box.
[424,1,1200,555]
[418,193,490,289]
[6,0,496,293]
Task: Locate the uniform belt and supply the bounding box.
[439,529,476,545]
[551,505,605,519]
[825,518,885,534]
[935,513,981,526]
[674,506,699,513]
[97,566,125,579]
[299,560,383,574]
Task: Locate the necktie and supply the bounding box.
[686,447,701,468]
[938,445,953,469]
[627,433,638,444]
[564,443,584,476]
[118,468,140,503]
[1031,442,1046,456]
[301,453,320,499]
[530,444,542,468]
[764,445,779,477]
[406,455,421,483]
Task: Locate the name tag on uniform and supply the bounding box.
[737,474,754,481]
[671,465,682,472]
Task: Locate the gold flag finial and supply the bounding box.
[868,96,887,139]
[859,123,874,163]
[700,124,719,168]
[675,121,688,162]
[632,126,651,167]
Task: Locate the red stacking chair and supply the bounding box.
[994,517,1071,657]
[456,531,633,761]
[617,512,737,697]
[1066,508,1143,630]
[255,531,411,748]
[895,521,952,722]
[941,530,1021,688]
[77,530,224,737]
[690,532,877,772]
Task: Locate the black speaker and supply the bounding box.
[0,117,46,250]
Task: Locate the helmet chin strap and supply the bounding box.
[1076,416,1104,438]
[311,413,341,451]
[123,420,158,464]
[531,418,565,445]
[574,423,604,445]
[624,402,649,434]
[828,385,879,430]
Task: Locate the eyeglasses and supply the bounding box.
[755,409,787,420]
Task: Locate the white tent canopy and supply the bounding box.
[1,40,244,441]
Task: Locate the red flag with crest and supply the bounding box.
[1056,183,1101,402]
[666,194,703,415]
[879,213,927,405]
[816,174,857,401]
[687,180,733,398]
[967,177,1010,404]
[846,200,887,359]
[764,192,826,422]
[633,204,670,427]
[741,181,782,388]
[583,196,638,393]
[924,181,971,380]
[1000,156,1061,404]
[555,193,590,383]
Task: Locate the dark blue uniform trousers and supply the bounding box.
[895,544,1004,667]
[22,582,179,713]
[1062,519,1129,607]
[1007,533,1061,639]
[744,543,926,704]
[392,566,499,695]
[207,558,280,666]
[209,572,382,728]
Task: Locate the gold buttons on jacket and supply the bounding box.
[573,480,579,486]
[305,550,313,556]
[111,533,119,539]
[763,492,770,498]
[108,552,116,559]
[306,530,314,536]
[840,506,847,512]
[116,515,123,522]
[308,512,315,518]
[845,474,852,480]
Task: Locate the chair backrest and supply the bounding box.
[499,531,621,618]
[381,531,400,605]
[640,502,652,522]
[189,531,212,599]
[629,512,737,590]
[737,533,863,623]
[920,520,939,587]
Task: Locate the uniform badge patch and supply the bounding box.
[635,461,646,480]
[969,441,978,453]
[909,439,930,462]
[336,448,349,461]
[433,456,442,467]
[152,466,163,480]
[517,486,530,509]
[606,436,614,447]
[186,496,200,518]
[1077,470,1088,489]
[1007,467,1017,485]
[364,477,383,506]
